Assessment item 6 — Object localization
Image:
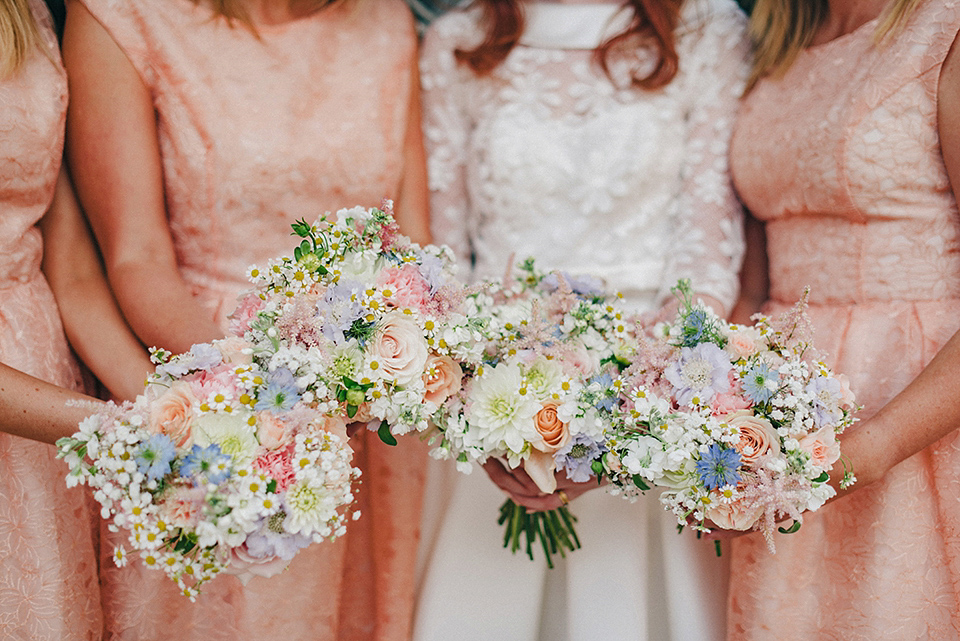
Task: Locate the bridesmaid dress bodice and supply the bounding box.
[80,0,416,321]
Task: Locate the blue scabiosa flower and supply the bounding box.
[135,434,177,481]
[316,280,364,345]
[541,272,606,298]
[695,444,742,491]
[742,362,778,404]
[179,444,231,485]
[255,368,301,412]
[678,308,711,347]
[555,433,605,482]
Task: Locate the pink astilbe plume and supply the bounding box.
[274,295,328,348]
[739,467,811,553]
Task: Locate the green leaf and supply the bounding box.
[293,245,303,261]
[266,479,277,494]
[291,219,312,238]
[813,471,829,483]
[346,404,358,419]
[778,520,802,534]
[377,421,398,446]
[632,474,651,491]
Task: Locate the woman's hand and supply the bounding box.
[482,458,598,512]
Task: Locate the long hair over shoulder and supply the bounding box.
[0,0,47,78]
[456,0,686,91]
[746,0,922,90]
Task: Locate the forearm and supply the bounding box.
[831,329,960,497]
[109,260,224,354]
[0,363,104,444]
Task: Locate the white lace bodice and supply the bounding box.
[421,0,749,311]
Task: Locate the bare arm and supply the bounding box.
[40,169,153,401]
[0,363,103,444]
[393,44,431,246]
[729,212,769,325]
[63,2,222,354]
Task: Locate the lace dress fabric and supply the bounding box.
[728,1,960,638]
[0,1,102,638]
[416,3,748,640]
[76,0,426,638]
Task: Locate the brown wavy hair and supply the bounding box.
[455,0,685,90]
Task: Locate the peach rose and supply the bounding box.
[159,485,206,529]
[726,410,779,467]
[224,546,291,586]
[423,354,463,405]
[706,497,763,531]
[799,426,841,469]
[836,373,857,410]
[373,312,428,385]
[256,411,290,450]
[217,336,254,366]
[148,382,197,448]
[532,400,571,453]
[314,414,349,442]
[723,326,762,360]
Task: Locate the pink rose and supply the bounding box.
[725,410,779,467]
[256,412,291,450]
[159,485,206,529]
[228,292,265,335]
[187,364,241,402]
[723,326,762,360]
[377,265,432,311]
[799,426,841,469]
[706,497,763,531]
[373,312,428,385]
[566,340,600,377]
[422,354,463,405]
[217,336,253,366]
[148,382,197,448]
[253,445,296,492]
[223,545,291,586]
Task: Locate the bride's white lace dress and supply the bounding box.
[415,2,749,639]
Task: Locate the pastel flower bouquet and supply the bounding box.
[602,281,858,551]
[428,259,636,566]
[231,202,485,443]
[58,339,359,599]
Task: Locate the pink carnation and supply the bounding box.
[229,292,265,335]
[253,446,297,492]
[377,265,432,312]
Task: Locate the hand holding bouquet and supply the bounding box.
[603,281,858,551]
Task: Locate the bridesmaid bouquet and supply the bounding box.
[428,259,636,566]
[58,339,359,599]
[601,281,858,551]
[229,202,485,444]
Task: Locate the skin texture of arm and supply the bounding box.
[40,170,154,401]
[62,1,224,355]
[393,49,432,246]
[0,363,103,444]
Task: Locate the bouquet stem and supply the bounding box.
[497,499,580,569]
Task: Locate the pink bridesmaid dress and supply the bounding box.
[75,0,427,638]
[728,0,960,638]
[0,0,102,638]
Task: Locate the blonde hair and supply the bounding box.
[194,0,350,30]
[0,0,46,78]
[746,0,923,90]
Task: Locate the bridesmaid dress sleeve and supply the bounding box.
[420,12,476,276]
[661,0,750,312]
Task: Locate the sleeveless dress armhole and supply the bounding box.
[74,0,157,89]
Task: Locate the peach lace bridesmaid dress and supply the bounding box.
[728,1,960,638]
[0,0,102,638]
[75,0,426,638]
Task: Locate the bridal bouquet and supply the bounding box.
[602,281,857,551]
[428,259,636,566]
[58,339,359,599]
[230,202,485,444]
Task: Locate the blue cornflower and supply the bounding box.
[255,368,301,412]
[742,362,778,404]
[135,434,177,481]
[678,309,710,347]
[555,433,606,483]
[179,444,231,485]
[588,372,616,412]
[695,444,742,491]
